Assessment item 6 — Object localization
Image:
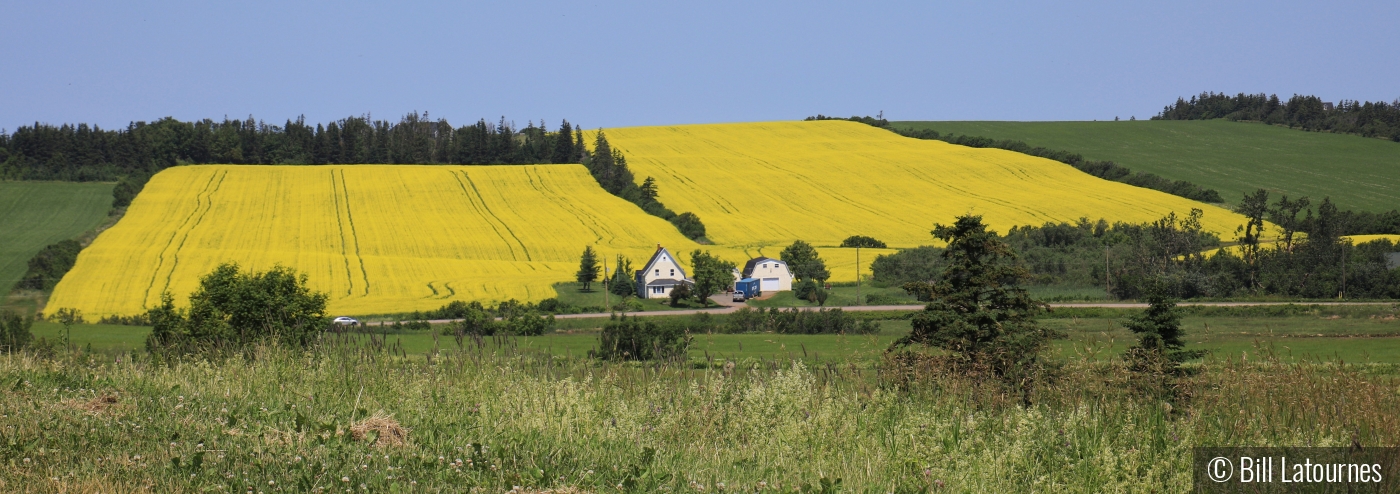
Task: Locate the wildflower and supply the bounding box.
[341,477,350,483]
[268,480,275,486]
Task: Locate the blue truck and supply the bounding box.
[734,278,761,301]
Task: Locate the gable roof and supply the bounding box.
[637,245,688,279]
[742,257,787,278]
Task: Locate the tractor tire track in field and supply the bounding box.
[454,170,532,261]
[525,166,609,245]
[143,170,225,308]
[330,171,356,296]
[335,170,371,297]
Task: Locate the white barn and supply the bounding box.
[635,246,691,298]
[741,256,794,292]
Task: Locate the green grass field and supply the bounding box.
[892,120,1400,211]
[0,181,114,291]
[6,321,1398,491]
[40,311,1400,365]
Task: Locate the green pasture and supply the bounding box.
[41,311,1400,365]
[892,120,1400,211]
[0,181,114,292]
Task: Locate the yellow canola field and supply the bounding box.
[48,165,707,318]
[588,121,1253,248]
[1201,234,1400,258]
[1344,234,1400,246]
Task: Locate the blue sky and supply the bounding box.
[4,1,1397,131]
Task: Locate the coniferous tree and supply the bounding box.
[609,255,635,298]
[576,246,600,291]
[551,120,575,164]
[890,215,1061,405]
[639,176,659,203]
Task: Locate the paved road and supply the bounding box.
[393,299,1393,325]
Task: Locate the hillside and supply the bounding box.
[892,120,1400,211]
[0,181,114,291]
[591,120,1250,250]
[47,165,707,318]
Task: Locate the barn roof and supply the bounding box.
[742,257,787,278]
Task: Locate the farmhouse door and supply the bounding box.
[761,278,780,291]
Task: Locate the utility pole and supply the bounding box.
[855,247,861,305]
[603,257,610,308]
[1104,246,1111,299]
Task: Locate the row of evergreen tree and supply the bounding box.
[0,112,588,182]
[1153,92,1400,141]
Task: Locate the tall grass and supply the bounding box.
[1,336,1396,492]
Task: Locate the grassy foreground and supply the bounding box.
[892,120,1400,211]
[2,338,1398,492]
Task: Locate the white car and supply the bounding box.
[332,316,360,326]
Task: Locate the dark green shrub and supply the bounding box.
[723,307,878,334]
[1,310,33,353]
[840,235,887,248]
[16,239,83,291]
[793,280,817,301]
[668,283,692,307]
[145,263,329,356]
[670,212,707,240]
[496,299,554,336]
[594,314,690,361]
[870,246,945,286]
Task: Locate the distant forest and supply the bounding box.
[1153,92,1400,141]
[0,112,585,182]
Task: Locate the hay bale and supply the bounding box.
[349,412,409,447]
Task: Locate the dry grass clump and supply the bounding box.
[349,412,410,447]
[64,392,121,415]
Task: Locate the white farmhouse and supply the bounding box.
[635,245,691,298]
[741,256,794,292]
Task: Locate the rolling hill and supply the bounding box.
[47,165,709,318]
[0,181,114,291]
[591,120,1250,250]
[892,120,1400,211]
[50,121,1267,317]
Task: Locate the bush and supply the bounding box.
[669,283,692,307]
[498,300,554,336]
[870,246,945,285]
[593,314,691,361]
[793,280,817,301]
[1,310,33,353]
[15,239,83,291]
[724,307,878,334]
[840,235,887,248]
[670,212,707,240]
[145,263,329,356]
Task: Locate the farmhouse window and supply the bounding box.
[670,269,675,276]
